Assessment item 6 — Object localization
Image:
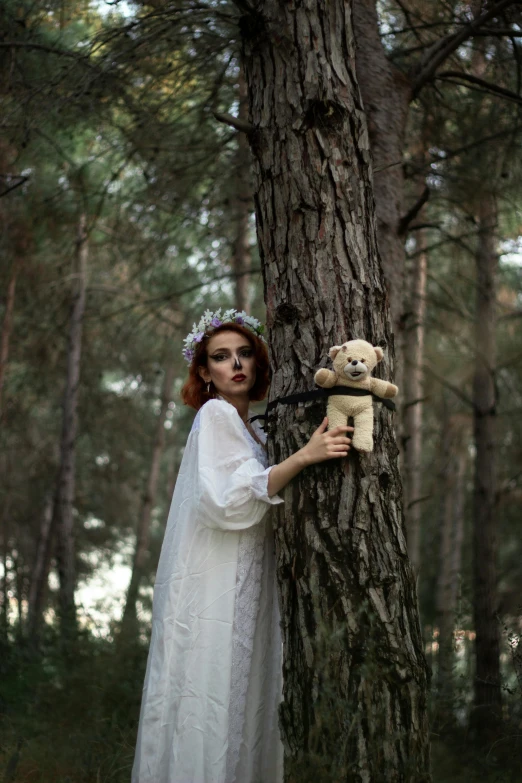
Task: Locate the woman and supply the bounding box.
[131,309,353,783]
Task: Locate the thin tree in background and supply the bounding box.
[26,491,54,645]
[351,0,519,351]
[471,191,502,732]
[351,0,521,573]
[402,186,429,573]
[435,409,469,728]
[0,259,19,422]
[238,1,431,778]
[54,212,88,644]
[120,352,176,638]
[231,65,253,314]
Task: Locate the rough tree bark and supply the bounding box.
[352,0,411,348]
[239,2,430,780]
[54,213,88,643]
[351,0,433,575]
[120,356,176,637]
[471,192,502,732]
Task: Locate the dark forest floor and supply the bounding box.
[1,635,521,782]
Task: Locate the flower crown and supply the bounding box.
[182,308,266,363]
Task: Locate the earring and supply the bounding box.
[206,381,210,393]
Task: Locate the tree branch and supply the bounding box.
[423,364,474,408]
[472,27,522,37]
[407,222,441,231]
[427,124,522,167]
[89,267,262,322]
[398,186,430,235]
[0,175,29,198]
[213,111,254,134]
[437,70,522,105]
[0,40,95,72]
[411,0,518,98]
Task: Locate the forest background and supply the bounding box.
[1,0,521,781]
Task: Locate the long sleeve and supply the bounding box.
[195,399,284,532]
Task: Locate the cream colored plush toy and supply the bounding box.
[314,339,398,453]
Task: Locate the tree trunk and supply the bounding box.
[240,2,431,779]
[54,213,88,643]
[231,64,253,314]
[1,501,10,646]
[402,225,428,573]
[434,412,468,729]
[26,489,55,645]
[471,192,501,733]
[353,2,435,571]
[120,356,176,637]
[352,0,411,348]
[0,258,19,422]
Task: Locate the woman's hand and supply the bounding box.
[299,417,353,467]
[267,418,354,497]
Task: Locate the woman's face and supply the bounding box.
[198,330,257,401]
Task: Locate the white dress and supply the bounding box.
[131,396,285,783]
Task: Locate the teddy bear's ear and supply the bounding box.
[374,346,384,362]
[329,345,342,360]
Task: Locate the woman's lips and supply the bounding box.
[232,375,246,382]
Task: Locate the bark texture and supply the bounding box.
[471,193,501,731]
[240,2,430,779]
[352,0,411,345]
[54,213,88,642]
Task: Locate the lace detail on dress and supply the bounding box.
[240,423,268,464]
[225,418,269,783]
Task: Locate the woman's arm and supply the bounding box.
[196,399,284,531]
[267,417,353,498]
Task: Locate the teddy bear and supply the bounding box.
[314,339,398,453]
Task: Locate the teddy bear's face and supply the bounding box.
[329,339,383,383]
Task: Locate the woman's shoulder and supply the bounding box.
[193,397,239,432]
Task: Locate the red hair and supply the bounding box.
[180,324,270,411]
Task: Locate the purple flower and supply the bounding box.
[211,317,222,328]
[183,348,194,360]
[235,316,245,325]
[193,332,205,343]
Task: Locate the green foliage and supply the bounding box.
[1,630,146,782]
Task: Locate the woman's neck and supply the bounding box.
[215,392,250,422]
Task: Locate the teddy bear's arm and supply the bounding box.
[370,377,399,398]
[314,368,338,388]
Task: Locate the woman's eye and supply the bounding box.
[213,351,251,361]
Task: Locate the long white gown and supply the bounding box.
[131,396,285,783]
